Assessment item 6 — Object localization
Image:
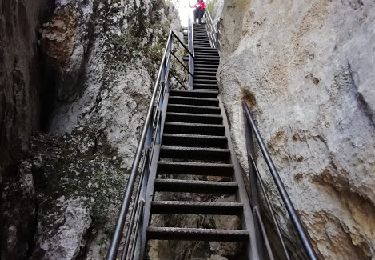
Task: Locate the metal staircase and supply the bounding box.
[107,16,317,260]
[143,24,260,259]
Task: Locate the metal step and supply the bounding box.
[151,201,243,215]
[154,179,238,194]
[194,79,218,85]
[194,40,210,44]
[147,227,248,242]
[194,51,218,55]
[194,43,212,46]
[194,62,218,66]
[194,50,218,53]
[168,96,219,107]
[194,70,218,76]
[194,75,217,80]
[167,104,221,114]
[194,41,209,43]
[169,89,218,99]
[162,134,227,148]
[195,55,220,60]
[194,71,217,76]
[194,46,212,49]
[163,122,225,136]
[194,67,218,73]
[194,83,218,90]
[166,112,223,124]
[195,61,219,66]
[194,47,218,52]
[160,146,230,162]
[195,56,220,61]
[194,61,219,69]
[194,47,218,50]
[157,161,233,177]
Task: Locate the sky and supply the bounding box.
[172,0,199,27]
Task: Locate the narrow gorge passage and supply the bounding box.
[144,24,259,259]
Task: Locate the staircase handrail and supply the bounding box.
[106,30,191,260]
[172,31,194,59]
[204,9,220,49]
[242,101,318,260]
[188,16,195,89]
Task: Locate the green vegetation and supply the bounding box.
[207,0,218,14]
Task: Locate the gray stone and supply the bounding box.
[36,197,91,260]
[216,0,375,259]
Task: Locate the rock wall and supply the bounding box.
[33,0,181,258]
[0,0,53,258]
[0,0,52,180]
[217,0,375,259]
[1,0,181,259]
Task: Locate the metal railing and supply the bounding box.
[188,16,195,89]
[204,10,220,49]
[242,102,318,260]
[106,30,194,260]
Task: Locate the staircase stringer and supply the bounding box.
[138,92,170,260]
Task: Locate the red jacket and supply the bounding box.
[194,2,206,11]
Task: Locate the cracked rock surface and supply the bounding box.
[216,0,375,259]
[1,0,181,259]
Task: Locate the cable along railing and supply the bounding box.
[242,102,318,260]
[106,30,194,260]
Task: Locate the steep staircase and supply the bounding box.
[142,24,259,259]
[108,21,317,260]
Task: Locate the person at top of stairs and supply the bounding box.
[190,0,206,24]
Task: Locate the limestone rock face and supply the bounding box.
[31,0,181,258]
[217,0,375,259]
[35,197,91,260]
[1,0,181,259]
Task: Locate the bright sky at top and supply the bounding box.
[171,0,204,27]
